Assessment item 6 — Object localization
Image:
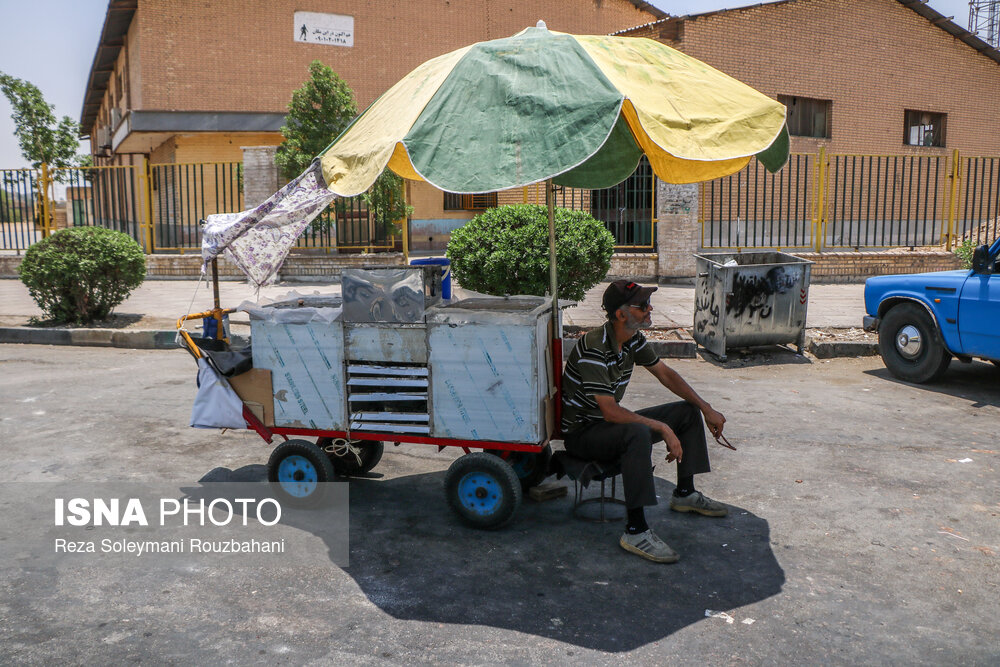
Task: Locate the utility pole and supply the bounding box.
[970,1,1000,47]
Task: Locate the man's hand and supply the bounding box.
[660,424,683,463]
[703,407,726,438]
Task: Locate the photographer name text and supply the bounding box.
[55,537,286,555]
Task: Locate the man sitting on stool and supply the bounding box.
[561,280,728,563]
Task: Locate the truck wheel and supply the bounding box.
[318,438,384,476]
[486,445,552,490]
[445,452,522,529]
[267,439,336,508]
[878,303,951,383]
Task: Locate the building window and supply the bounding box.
[904,110,946,147]
[443,192,497,211]
[778,95,831,139]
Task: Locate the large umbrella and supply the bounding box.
[321,23,787,197]
[317,23,788,332]
[203,23,788,314]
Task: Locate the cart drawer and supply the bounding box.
[345,324,427,363]
[346,363,431,436]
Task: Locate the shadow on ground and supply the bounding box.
[697,345,810,369]
[201,464,784,652]
[864,360,1000,408]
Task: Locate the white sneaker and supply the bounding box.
[619,529,679,563]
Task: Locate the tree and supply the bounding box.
[0,73,83,171]
[275,60,358,180]
[447,204,615,302]
[276,61,411,235]
[362,170,413,237]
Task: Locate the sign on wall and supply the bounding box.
[294,11,354,47]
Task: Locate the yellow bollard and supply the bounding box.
[38,162,51,238]
[945,149,960,251]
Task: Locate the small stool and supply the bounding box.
[550,450,626,522]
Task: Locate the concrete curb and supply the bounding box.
[0,327,252,350]
[1,325,875,360]
[807,339,879,358]
[0,327,179,349]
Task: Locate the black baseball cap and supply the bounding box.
[602,280,657,316]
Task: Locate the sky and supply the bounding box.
[0,0,978,170]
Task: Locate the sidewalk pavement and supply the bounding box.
[0,277,871,355]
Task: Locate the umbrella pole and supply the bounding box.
[546,179,564,439]
[546,179,560,337]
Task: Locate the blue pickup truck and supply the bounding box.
[863,237,1000,383]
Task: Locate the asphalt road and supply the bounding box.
[1,344,998,665]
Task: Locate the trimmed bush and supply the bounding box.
[19,227,146,324]
[446,204,614,302]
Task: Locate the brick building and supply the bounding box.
[619,0,1000,157]
[80,0,661,247]
[80,0,999,277]
[614,0,1000,280]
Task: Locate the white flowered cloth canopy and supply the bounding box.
[200,160,335,288]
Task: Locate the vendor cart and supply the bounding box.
[180,23,790,529]
[179,265,562,528]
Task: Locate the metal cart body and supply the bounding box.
[180,266,561,528]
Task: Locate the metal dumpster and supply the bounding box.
[692,251,813,361]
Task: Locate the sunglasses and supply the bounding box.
[629,300,652,311]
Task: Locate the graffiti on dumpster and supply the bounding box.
[694,294,720,334]
[693,278,720,339]
[726,267,797,320]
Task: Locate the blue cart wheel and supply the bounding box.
[444,452,522,529]
[276,455,318,498]
[267,439,336,508]
[457,472,503,516]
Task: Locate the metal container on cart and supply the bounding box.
[425,296,553,444]
[246,294,347,431]
[692,251,813,361]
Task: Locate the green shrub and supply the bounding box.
[953,238,976,269]
[19,227,146,324]
[446,204,615,302]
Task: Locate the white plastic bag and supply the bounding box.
[190,358,248,429]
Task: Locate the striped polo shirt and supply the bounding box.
[561,321,659,435]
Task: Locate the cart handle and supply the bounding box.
[176,307,236,359]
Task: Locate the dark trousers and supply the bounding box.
[563,401,711,509]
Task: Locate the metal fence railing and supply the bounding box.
[0,168,41,251]
[826,154,947,248]
[301,195,397,253]
[700,153,815,250]
[57,164,146,246]
[151,162,243,251]
[2,159,401,254]
[958,156,1000,246]
[701,148,1000,251]
[7,151,998,256]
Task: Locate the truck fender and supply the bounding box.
[877,296,957,353]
